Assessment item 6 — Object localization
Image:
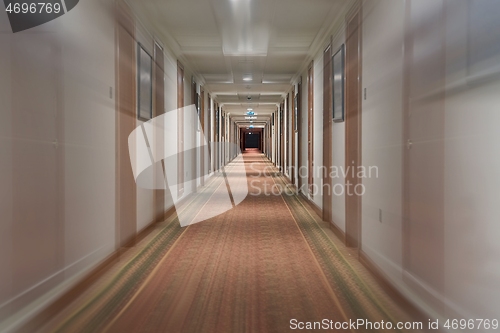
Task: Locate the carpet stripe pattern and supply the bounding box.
[41,152,419,333]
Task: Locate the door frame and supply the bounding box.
[402,0,445,303]
[214,104,219,171]
[115,2,137,247]
[200,88,205,186]
[153,42,165,223]
[323,43,333,223]
[280,102,285,173]
[177,61,184,197]
[208,95,212,173]
[345,5,362,249]
[297,78,302,190]
[285,94,289,176]
[307,61,314,198]
[291,89,296,185]
[191,77,197,192]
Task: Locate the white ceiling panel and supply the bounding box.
[187,53,228,74]
[127,0,349,111]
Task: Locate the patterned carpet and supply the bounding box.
[39,152,421,333]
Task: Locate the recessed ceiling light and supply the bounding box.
[243,77,252,81]
[247,108,253,111]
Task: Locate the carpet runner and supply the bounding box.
[42,152,419,333]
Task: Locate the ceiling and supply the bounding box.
[127,0,351,125]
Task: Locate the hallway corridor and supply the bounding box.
[2,0,500,331]
[39,152,417,332]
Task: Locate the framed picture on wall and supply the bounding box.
[332,44,345,123]
[137,43,153,121]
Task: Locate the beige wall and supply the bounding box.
[0,0,208,329]
[361,0,500,322]
[441,0,500,319]
[312,52,324,209]
[295,0,500,323]
[135,15,156,232]
[360,0,405,288]
[0,6,13,313]
[0,0,117,328]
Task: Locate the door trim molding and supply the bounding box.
[115,1,137,248]
[323,41,333,223]
[344,4,362,249]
